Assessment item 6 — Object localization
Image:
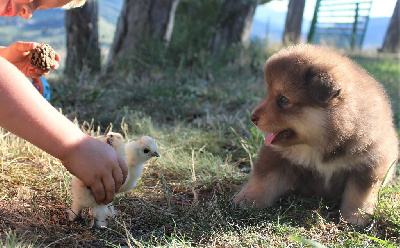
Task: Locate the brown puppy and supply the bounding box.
[234,44,399,226]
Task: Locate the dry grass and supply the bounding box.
[0,118,399,247]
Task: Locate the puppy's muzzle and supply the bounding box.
[250,114,259,125]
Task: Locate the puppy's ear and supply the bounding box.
[306,69,341,103]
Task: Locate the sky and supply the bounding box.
[264,0,397,19]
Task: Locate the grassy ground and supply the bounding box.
[0,46,399,247]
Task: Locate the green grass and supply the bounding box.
[353,55,400,125]
[0,43,399,246]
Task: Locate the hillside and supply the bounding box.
[0,9,65,48]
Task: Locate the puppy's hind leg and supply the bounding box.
[340,171,381,226]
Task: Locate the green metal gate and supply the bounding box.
[307,0,373,50]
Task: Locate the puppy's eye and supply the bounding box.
[143,148,150,153]
[278,95,290,107]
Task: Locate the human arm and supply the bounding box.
[0,41,60,78]
[0,57,127,204]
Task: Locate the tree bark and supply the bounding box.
[65,0,100,76]
[282,0,306,45]
[208,0,259,51]
[380,0,399,53]
[106,0,179,72]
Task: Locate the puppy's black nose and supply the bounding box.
[250,114,259,125]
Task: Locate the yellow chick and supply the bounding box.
[67,132,159,227]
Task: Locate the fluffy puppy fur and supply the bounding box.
[67,132,159,227]
[234,44,398,226]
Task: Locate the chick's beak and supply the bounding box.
[153,151,160,157]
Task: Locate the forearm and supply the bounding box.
[0,56,85,161]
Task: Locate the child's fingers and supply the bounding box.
[113,167,123,193]
[51,53,60,70]
[28,68,44,78]
[119,157,128,184]
[51,61,59,70]
[37,68,48,74]
[28,68,47,78]
[90,181,106,205]
[14,41,39,53]
[55,52,61,61]
[102,174,116,204]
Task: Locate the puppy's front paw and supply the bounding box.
[233,189,268,208]
[341,210,370,226]
[233,180,281,208]
[233,190,250,207]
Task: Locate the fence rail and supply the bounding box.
[307,0,373,50]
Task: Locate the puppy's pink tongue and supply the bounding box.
[265,132,277,146]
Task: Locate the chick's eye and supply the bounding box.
[278,95,289,107]
[143,148,150,153]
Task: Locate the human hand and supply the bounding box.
[0,42,60,78]
[61,136,128,204]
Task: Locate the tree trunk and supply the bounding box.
[106,0,179,72]
[282,0,306,45]
[380,0,399,53]
[208,0,259,51]
[65,0,100,76]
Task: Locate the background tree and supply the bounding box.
[105,0,180,72]
[65,0,100,76]
[208,0,261,52]
[380,0,399,53]
[282,0,306,45]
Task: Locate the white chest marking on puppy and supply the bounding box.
[279,144,348,184]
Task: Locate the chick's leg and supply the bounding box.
[67,177,96,221]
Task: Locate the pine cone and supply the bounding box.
[29,43,56,71]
